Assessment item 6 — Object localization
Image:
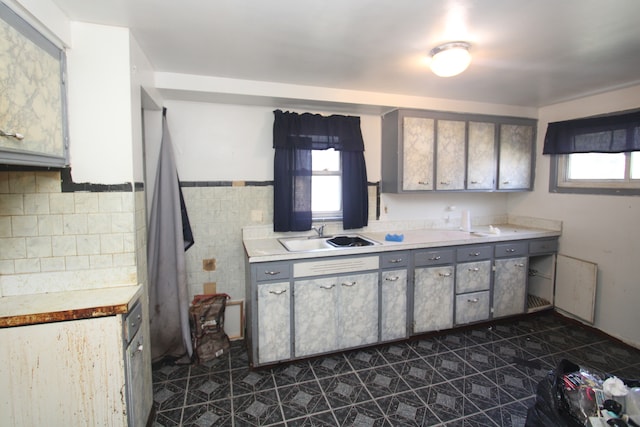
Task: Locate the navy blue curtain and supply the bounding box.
[273,110,368,232]
[543,110,640,155]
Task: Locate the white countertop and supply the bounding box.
[0,285,143,328]
[243,224,561,263]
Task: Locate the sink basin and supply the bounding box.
[278,234,379,252]
[326,235,375,248]
[278,237,332,252]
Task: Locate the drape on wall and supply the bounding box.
[543,110,640,155]
[272,110,368,231]
[147,108,194,363]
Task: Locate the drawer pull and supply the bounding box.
[467,298,480,303]
[515,263,525,268]
[341,281,357,287]
[264,270,281,276]
[429,256,441,261]
[389,258,403,263]
[385,276,400,282]
[418,181,430,185]
[470,180,479,184]
[503,180,510,184]
[0,129,24,140]
[469,252,480,257]
[268,289,287,295]
[440,181,450,185]
[506,248,516,253]
[468,267,480,272]
[438,272,452,277]
[320,284,336,290]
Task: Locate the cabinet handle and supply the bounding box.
[264,270,281,276]
[320,284,336,290]
[438,272,452,277]
[385,276,400,282]
[341,281,357,287]
[268,289,287,295]
[469,252,480,257]
[470,180,479,184]
[418,181,430,185]
[389,258,403,263]
[515,263,525,267]
[503,180,510,184]
[0,129,24,140]
[467,298,480,303]
[506,248,516,252]
[468,267,480,272]
[429,255,441,261]
[439,181,450,185]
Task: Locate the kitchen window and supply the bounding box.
[272,110,368,232]
[545,110,640,195]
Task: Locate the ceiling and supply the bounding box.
[50,0,640,109]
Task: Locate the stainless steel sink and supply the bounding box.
[278,234,379,252]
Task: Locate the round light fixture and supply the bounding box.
[429,41,471,77]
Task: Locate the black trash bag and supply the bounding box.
[526,359,600,427]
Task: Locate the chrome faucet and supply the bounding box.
[312,224,325,238]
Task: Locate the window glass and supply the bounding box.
[631,152,640,180]
[567,153,625,180]
[311,149,342,218]
[312,148,340,171]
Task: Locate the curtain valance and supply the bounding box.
[543,110,640,155]
[273,109,365,152]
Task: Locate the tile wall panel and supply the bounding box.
[0,171,139,296]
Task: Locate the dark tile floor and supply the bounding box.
[151,311,640,426]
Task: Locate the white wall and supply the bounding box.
[163,101,383,183]
[65,22,134,184]
[509,84,640,348]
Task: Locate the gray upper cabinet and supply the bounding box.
[401,116,435,190]
[0,3,68,167]
[498,123,535,190]
[436,120,466,190]
[381,109,536,193]
[467,121,496,190]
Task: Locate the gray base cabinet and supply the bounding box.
[413,265,454,333]
[294,272,378,357]
[245,237,558,367]
[493,257,528,318]
[381,269,407,341]
[257,282,291,364]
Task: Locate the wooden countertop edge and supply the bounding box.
[0,285,143,328]
[0,303,130,328]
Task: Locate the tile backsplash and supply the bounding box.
[0,171,140,297]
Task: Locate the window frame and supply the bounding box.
[549,151,640,195]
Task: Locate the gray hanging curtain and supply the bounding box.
[147,108,194,363]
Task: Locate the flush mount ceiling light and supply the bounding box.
[429,41,472,77]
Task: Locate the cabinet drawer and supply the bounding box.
[455,260,491,293]
[381,251,409,268]
[494,242,528,258]
[456,245,492,262]
[455,291,490,325]
[414,249,454,266]
[529,238,558,254]
[256,262,290,282]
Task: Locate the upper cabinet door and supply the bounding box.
[402,116,434,191]
[498,124,534,190]
[467,121,496,190]
[436,120,466,190]
[0,3,67,167]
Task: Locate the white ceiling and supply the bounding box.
[50,0,640,109]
